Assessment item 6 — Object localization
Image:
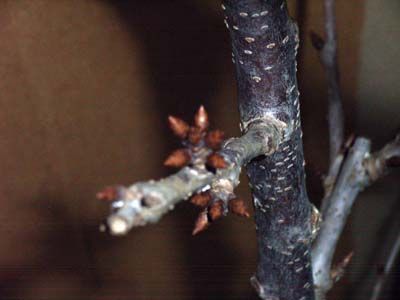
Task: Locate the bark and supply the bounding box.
[223,1,315,299]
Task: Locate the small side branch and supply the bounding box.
[364,134,400,182]
[104,118,283,235]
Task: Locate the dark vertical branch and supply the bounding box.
[311,0,345,215]
[322,0,344,165]
[223,1,315,299]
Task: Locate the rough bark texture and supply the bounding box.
[223,1,315,299]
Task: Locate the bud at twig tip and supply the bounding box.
[168,115,190,139]
[194,105,209,131]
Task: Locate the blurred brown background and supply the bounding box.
[0,0,399,299]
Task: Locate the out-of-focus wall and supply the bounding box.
[0,0,397,299]
[357,0,400,143]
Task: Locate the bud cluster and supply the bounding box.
[165,106,250,235]
[97,106,250,235]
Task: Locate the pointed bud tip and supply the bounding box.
[168,115,190,139]
[192,211,209,235]
[194,105,209,131]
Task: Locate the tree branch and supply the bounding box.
[312,134,400,299]
[311,0,345,214]
[311,3,400,297]
[97,1,400,300]
[364,134,400,182]
[224,1,315,299]
[100,1,348,299]
[322,0,344,166]
[105,118,284,235]
[312,137,370,298]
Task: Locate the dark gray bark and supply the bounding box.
[223,1,315,299]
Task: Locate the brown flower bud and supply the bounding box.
[205,130,225,150]
[206,153,227,169]
[192,210,209,235]
[229,198,250,218]
[188,127,203,145]
[190,192,212,207]
[96,186,119,201]
[168,116,190,139]
[194,105,209,131]
[208,200,224,221]
[164,149,191,168]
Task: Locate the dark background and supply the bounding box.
[0,0,398,299]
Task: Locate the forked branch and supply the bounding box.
[312,134,400,299]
